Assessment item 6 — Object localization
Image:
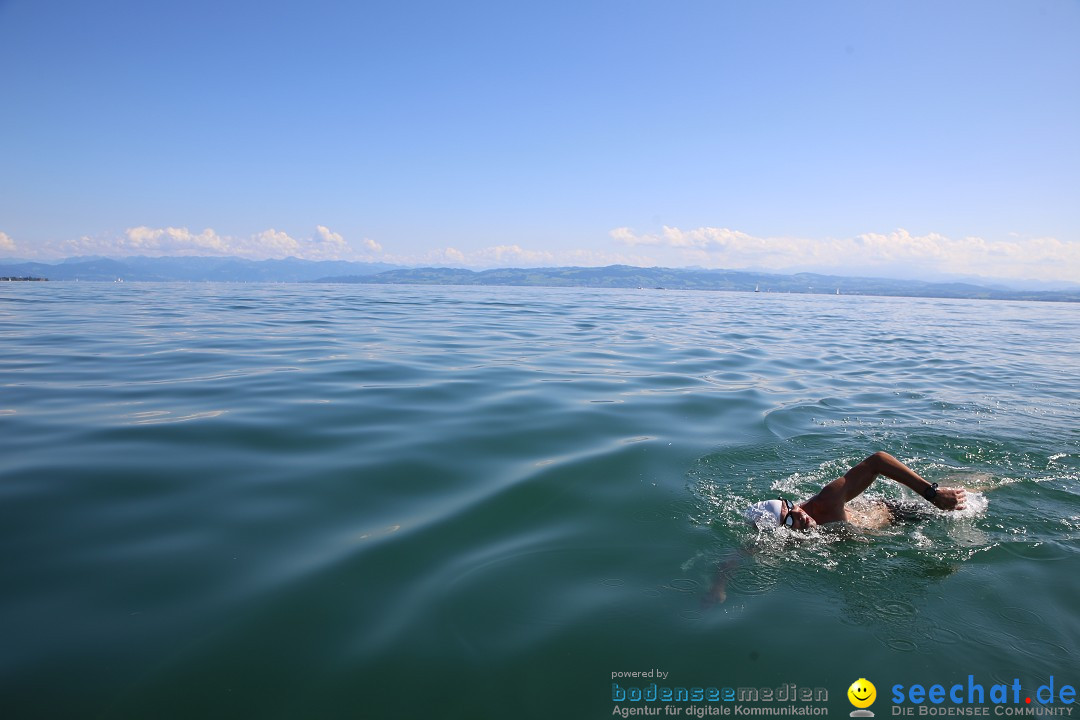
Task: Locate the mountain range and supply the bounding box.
[2,256,1077,303]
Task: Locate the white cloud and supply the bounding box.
[619,226,759,250]
[0,231,16,253]
[125,226,230,254]
[480,244,556,265]
[313,225,345,247]
[255,229,302,256]
[31,225,385,262]
[610,226,1080,283]
[438,247,467,264]
[300,225,353,260]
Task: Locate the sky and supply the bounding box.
[1,0,1078,283]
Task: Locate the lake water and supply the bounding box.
[2,283,1078,719]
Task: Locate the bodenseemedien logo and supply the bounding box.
[849,678,877,717]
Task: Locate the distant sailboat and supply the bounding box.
[754,285,760,293]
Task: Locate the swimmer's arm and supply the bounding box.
[827,452,966,511]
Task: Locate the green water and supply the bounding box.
[1,283,1077,719]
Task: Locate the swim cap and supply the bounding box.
[744,500,783,529]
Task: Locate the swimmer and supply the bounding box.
[705,451,967,606]
[744,451,966,531]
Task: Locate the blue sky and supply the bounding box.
[1,0,1078,282]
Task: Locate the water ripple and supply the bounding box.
[1,284,1079,718]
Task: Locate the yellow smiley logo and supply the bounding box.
[848,678,877,709]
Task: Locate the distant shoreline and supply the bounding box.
[312,266,1080,304]
[1,257,1077,303]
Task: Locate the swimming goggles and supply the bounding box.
[778,497,796,527]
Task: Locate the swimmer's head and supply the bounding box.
[744,500,783,529]
[744,498,817,530]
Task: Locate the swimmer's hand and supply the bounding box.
[930,487,966,511]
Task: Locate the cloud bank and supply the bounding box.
[8,222,1077,285]
[40,226,383,262]
[610,226,1080,283]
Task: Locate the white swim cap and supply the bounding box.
[744,500,783,529]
